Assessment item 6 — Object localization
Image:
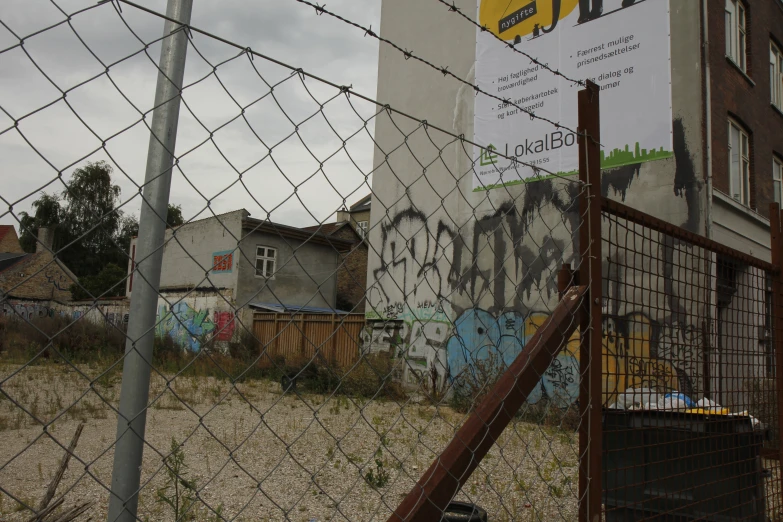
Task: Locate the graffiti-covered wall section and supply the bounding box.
[363,0,736,403]
[1,298,130,326]
[154,289,237,352]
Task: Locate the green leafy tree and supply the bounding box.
[60,161,121,275]
[71,263,127,300]
[18,193,63,253]
[19,161,181,297]
[167,204,185,228]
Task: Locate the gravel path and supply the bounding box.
[0,363,579,521]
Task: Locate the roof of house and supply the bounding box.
[301,222,344,236]
[350,194,371,212]
[0,225,15,243]
[249,302,353,315]
[242,217,354,252]
[0,252,27,273]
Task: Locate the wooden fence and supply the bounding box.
[252,312,364,369]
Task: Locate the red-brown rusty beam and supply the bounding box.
[578,80,603,522]
[387,285,588,522]
[603,198,776,273]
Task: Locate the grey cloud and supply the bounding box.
[1,0,381,231]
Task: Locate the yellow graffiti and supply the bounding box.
[479,0,579,40]
[524,312,680,407]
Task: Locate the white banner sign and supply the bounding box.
[473,0,672,190]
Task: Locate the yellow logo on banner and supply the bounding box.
[479,0,579,41]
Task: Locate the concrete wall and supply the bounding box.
[1,297,129,327]
[365,0,715,398]
[235,229,340,311]
[154,289,237,352]
[127,210,245,298]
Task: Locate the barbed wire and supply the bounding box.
[434,0,585,88]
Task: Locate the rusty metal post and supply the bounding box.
[770,204,783,487]
[578,80,602,522]
[558,263,575,299]
[388,286,588,522]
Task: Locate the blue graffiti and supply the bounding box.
[445,308,579,407]
[156,302,215,352]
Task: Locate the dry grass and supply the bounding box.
[0,362,580,522]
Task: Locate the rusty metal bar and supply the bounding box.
[603,198,776,273]
[387,285,588,522]
[577,79,602,522]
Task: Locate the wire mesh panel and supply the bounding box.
[0,1,595,521]
[601,199,782,521]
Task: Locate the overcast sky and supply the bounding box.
[0,0,382,231]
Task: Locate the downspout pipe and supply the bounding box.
[702,0,713,239]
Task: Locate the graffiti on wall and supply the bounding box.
[213,311,235,341]
[2,302,64,321]
[366,118,705,400]
[156,302,216,352]
[444,308,695,407]
[212,251,234,273]
[155,303,237,350]
[44,270,71,292]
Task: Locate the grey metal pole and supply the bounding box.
[107,1,193,520]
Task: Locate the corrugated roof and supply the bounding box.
[249,302,353,315]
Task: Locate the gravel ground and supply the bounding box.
[0,362,580,522]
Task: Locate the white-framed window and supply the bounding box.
[728,120,751,206]
[356,220,368,238]
[255,246,276,278]
[772,41,783,110]
[774,157,783,206]
[726,0,747,72]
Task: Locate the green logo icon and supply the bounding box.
[480,144,498,166]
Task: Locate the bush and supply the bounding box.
[448,351,505,414]
[274,352,407,401]
[0,315,126,363]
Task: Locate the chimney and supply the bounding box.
[36,227,54,254]
[336,209,350,223]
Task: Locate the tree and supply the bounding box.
[18,193,63,253]
[61,161,121,255]
[167,204,184,228]
[71,263,127,300]
[20,161,181,297]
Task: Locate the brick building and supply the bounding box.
[336,194,372,239]
[0,226,24,254]
[302,219,368,312]
[705,0,783,251]
[0,227,76,302]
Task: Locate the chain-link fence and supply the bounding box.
[0,1,781,522]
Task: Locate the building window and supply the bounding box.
[356,220,368,238]
[725,0,747,72]
[775,157,783,206]
[728,120,750,206]
[255,246,276,278]
[772,41,783,110]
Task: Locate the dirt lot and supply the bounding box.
[0,362,580,521]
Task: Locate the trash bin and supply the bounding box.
[602,409,766,521]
